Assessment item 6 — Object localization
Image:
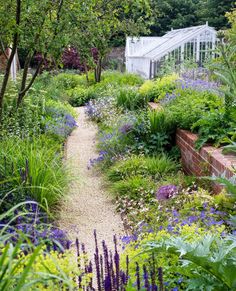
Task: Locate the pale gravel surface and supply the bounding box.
[59,107,124,258]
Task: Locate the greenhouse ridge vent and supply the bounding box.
[125,23,217,79]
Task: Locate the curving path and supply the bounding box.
[59,107,124,257]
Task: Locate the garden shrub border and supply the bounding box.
[176,129,236,192]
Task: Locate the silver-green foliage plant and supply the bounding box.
[143,234,236,290]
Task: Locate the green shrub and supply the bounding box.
[107,154,178,182]
[192,107,235,148]
[139,74,178,101]
[164,89,223,130]
[45,99,76,118]
[132,109,176,154]
[101,71,144,86]
[53,73,89,90]
[111,175,156,200]
[116,87,147,110]
[148,109,174,135]
[141,234,236,290]
[0,136,68,209]
[67,84,105,106]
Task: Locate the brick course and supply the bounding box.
[176,129,236,193]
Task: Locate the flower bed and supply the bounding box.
[176,129,236,192]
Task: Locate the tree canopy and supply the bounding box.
[149,0,235,36]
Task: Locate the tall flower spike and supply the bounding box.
[143,265,150,290]
[94,230,102,291]
[109,250,115,288]
[114,235,120,289]
[100,254,104,289]
[158,267,164,291]
[136,262,141,290]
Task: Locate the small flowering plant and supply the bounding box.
[0,200,72,252]
[156,184,179,200]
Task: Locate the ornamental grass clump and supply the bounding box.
[0,137,68,209]
[107,154,178,182]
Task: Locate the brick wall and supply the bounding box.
[176,129,236,192]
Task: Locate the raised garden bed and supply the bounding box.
[176,129,236,192]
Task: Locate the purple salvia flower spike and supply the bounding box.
[136,262,141,290]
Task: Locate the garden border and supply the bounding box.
[176,129,236,192]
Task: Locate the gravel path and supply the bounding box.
[59,107,124,257]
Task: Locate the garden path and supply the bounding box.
[59,107,124,257]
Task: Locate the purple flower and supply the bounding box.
[119,123,133,135]
[156,185,178,201]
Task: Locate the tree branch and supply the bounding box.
[0,0,21,113]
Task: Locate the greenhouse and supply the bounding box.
[126,23,217,79]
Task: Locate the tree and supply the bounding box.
[69,0,153,82]
[0,0,70,112]
[197,0,235,30]
[0,0,21,112]
[149,0,200,36]
[149,0,235,36]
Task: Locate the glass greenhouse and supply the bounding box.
[125,23,217,79]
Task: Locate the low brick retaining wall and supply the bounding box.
[176,129,236,192]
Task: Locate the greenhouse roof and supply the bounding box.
[127,24,217,61]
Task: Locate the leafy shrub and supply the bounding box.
[148,109,174,135]
[111,175,156,200]
[53,73,89,90]
[0,136,68,208]
[14,248,89,289]
[139,73,179,101]
[116,87,147,110]
[67,84,105,106]
[0,96,44,139]
[164,88,223,130]
[132,109,176,154]
[101,71,144,86]
[107,154,178,182]
[192,107,236,148]
[142,234,236,290]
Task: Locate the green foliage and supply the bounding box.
[101,71,144,86]
[139,74,178,101]
[54,73,90,90]
[212,38,236,115]
[116,87,147,110]
[149,0,234,36]
[132,109,176,155]
[12,248,89,290]
[0,95,44,139]
[165,88,222,130]
[192,108,235,149]
[142,234,236,290]
[111,175,156,200]
[208,173,236,201]
[0,203,90,290]
[0,136,68,208]
[67,86,99,106]
[107,154,178,182]
[223,142,236,155]
[148,109,174,134]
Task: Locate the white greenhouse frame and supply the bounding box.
[125,23,217,79]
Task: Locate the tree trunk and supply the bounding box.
[17,57,44,107]
[0,0,21,114]
[84,62,89,83]
[16,52,32,106]
[94,58,102,83]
